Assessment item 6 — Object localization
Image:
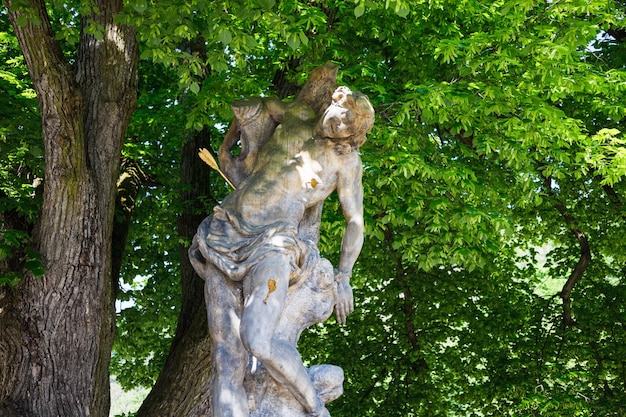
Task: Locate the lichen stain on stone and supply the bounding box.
[263,278,278,304]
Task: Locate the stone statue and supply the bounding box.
[189,63,375,417]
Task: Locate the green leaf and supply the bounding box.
[395,3,410,18]
[254,0,276,9]
[16,15,29,27]
[286,34,300,51]
[0,246,9,262]
[218,29,232,45]
[298,31,309,46]
[133,0,148,13]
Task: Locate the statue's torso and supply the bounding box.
[220,106,357,229]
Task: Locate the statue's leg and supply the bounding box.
[240,255,325,416]
[205,266,249,417]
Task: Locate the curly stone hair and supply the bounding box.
[329,87,375,154]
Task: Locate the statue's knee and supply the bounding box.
[240,333,271,361]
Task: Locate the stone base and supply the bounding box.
[247,364,343,417]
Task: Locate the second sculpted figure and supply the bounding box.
[190,72,375,417]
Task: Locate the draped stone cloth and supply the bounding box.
[189,208,344,417]
[192,206,308,284]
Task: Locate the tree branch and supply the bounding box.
[559,228,591,327]
[553,193,591,327]
[111,156,158,285]
[383,227,428,374]
[542,173,592,327]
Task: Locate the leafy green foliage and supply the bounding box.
[0,14,44,286]
[299,0,626,415]
[111,0,626,413]
[4,0,626,415]
[110,60,189,389]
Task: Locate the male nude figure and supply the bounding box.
[190,86,375,417]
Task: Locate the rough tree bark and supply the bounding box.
[0,1,137,416]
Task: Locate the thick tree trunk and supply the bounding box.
[136,130,214,417]
[0,1,137,416]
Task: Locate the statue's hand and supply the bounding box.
[334,276,354,325]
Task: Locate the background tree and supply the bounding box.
[301,1,626,415]
[1,0,137,415]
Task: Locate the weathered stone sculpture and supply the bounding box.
[189,63,375,417]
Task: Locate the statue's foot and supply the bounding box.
[307,406,330,417]
[308,365,344,404]
[317,407,331,417]
[306,397,331,417]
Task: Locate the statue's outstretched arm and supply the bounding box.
[336,156,364,275]
[333,155,364,324]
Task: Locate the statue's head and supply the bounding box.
[316,86,375,153]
